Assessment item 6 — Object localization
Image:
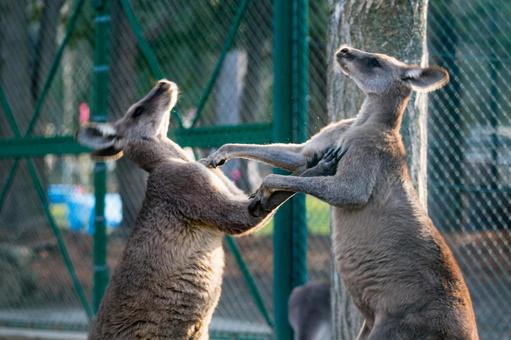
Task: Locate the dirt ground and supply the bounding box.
[0,228,509,338]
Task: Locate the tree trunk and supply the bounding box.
[327,0,430,338]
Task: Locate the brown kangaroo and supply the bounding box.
[77,80,336,339]
[203,47,478,339]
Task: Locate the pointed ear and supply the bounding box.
[402,66,449,93]
[76,123,123,160]
[76,123,117,149]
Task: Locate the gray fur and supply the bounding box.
[288,281,331,340]
[203,47,478,339]
[77,80,335,339]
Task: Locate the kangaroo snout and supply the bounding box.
[156,79,178,109]
[336,45,354,75]
[157,79,178,93]
[336,45,353,60]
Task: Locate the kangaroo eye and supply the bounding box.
[368,58,381,68]
[132,107,144,119]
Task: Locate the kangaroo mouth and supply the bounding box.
[337,60,350,76]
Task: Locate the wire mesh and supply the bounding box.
[428,1,511,338]
[0,156,92,331]
[0,0,95,329]
[1,0,279,337]
[0,0,510,339]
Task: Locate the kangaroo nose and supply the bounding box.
[157,79,177,93]
[339,47,350,54]
[336,46,352,59]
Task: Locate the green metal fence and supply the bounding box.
[1,1,511,339]
[0,0,319,338]
[428,1,511,338]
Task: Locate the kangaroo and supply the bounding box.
[77,80,337,339]
[288,281,331,340]
[203,47,478,339]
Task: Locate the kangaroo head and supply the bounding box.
[77,80,178,161]
[335,45,449,95]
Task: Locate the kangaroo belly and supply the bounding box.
[91,231,225,340]
[331,205,475,334]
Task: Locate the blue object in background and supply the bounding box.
[47,184,74,204]
[48,184,122,234]
[86,193,122,235]
[67,191,94,232]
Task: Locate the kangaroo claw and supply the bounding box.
[199,155,226,168]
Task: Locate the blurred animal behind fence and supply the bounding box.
[288,281,331,340]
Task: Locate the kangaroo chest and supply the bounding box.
[329,198,425,314]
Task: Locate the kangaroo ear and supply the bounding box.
[402,66,449,93]
[77,123,117,149]
[76,123,123,160]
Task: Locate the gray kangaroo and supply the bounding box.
[77,80,336,339]
[288,281,331,340]
[203,47,478,339]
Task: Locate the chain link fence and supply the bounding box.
[0,0,509,339]
[0,0,95,331]
[428,1,511,338]
[0,0,307,337]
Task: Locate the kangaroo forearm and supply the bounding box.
[262,175,370,207]
[259,162,333,211]
[217,143,306,171]
[175,163,266,233]
[203,199,269,235]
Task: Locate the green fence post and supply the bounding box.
[92,0,112,313]
[291,0,309,287]
[272,0,309,339]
